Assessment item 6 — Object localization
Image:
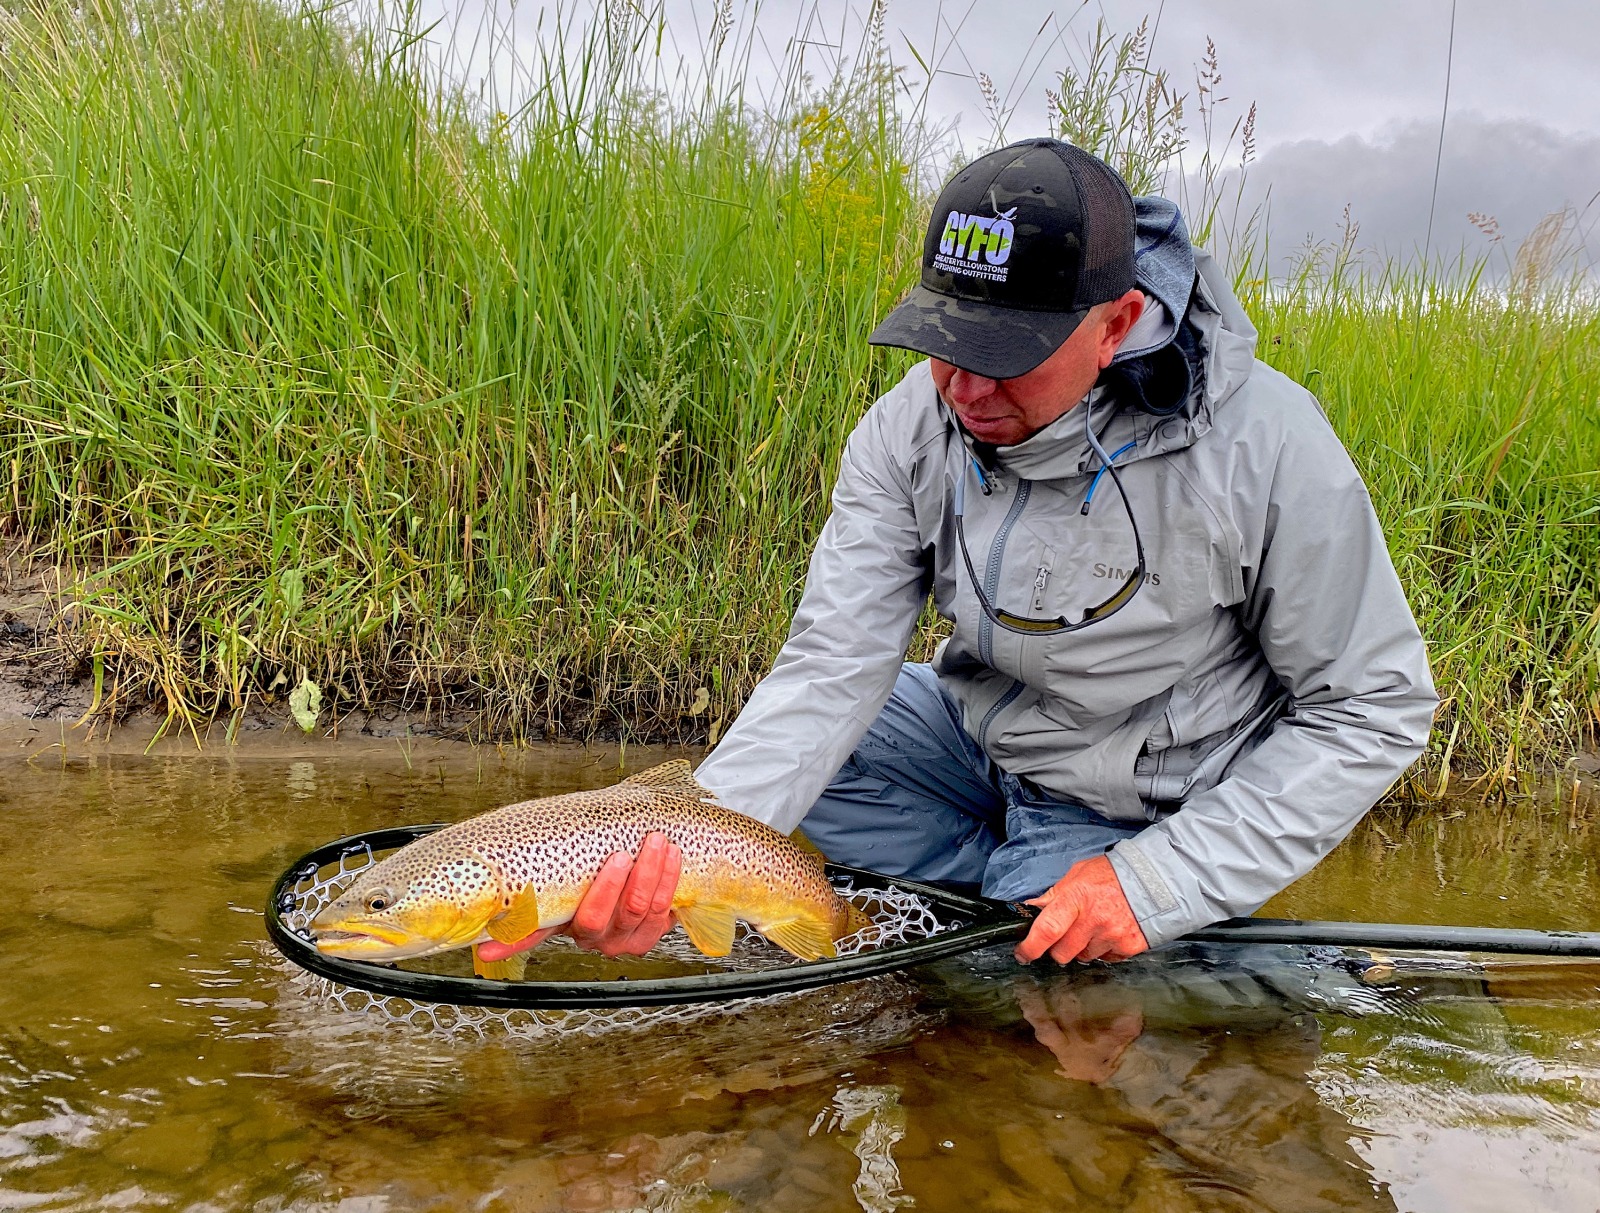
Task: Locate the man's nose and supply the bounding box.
[944,367,998,405]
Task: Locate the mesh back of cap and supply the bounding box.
[1055,143,1136,306]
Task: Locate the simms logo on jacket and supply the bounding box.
[934,207,1016,282]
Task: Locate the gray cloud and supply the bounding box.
[917,0,1600,151]
[1209,113,1600,277]
[1084,0,1600,147]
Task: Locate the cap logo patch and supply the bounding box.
[935,208,1015,282]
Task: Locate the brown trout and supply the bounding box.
[309,761,868,978]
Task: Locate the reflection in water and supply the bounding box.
[933,948,1403,1211]
[0,746,1593,1212]
[820,1086,915,1213]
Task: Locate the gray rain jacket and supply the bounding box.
[696,203,1437,947]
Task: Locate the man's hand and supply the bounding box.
[1014,854,1149,965]
[475,831,683,961]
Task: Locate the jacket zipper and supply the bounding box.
[977,477,1032,667]
[978,679,1026,750]
[1030,546,1055,612]
[974,475,1033,750]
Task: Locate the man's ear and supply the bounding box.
[1097,289,1147,368]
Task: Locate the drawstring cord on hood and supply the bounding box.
[953,454,988,522]
[953,395,1137,519]
[952,389,1149,637]
[1081,390,1137,516]
[1084,439,1137,515]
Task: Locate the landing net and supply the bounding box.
[267,827,1022,1040]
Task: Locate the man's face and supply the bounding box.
[929,290,1145,447]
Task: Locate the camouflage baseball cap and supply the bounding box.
[868,139,1137,379]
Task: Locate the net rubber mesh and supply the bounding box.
[275,843,958,1041]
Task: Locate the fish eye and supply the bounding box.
[364,889,395,913]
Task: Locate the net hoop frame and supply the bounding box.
[265,824,1032,1009]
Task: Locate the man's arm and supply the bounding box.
[1106,395,1439,948]
[695,393,931,831]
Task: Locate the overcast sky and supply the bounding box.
[419,0,1600,275]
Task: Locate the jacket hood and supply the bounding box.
[947,197,1260,482]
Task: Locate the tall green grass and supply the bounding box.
[1,0,1595,782]
[0,0,920,736]
[1245,265,1599,788]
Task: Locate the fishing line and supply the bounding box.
[267,824,1600,1032]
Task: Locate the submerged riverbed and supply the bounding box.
[0,737,1595,1212]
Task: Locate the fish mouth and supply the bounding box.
[311,928,379,946]
[308,919,426,959]
[308,916,481,962]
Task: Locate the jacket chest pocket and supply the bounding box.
[1016,520,1216,636]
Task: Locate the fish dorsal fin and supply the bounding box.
[675,902,737,957]
[620,760,701,794]
[486,885,543,945]
[761,915,837,961]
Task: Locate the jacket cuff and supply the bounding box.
[1109,832,1201,949]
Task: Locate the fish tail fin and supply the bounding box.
[761,912,838,961]
[472,944,528,982]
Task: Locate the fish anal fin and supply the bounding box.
[761,914,837,961]
[675,902,738,957]
[486,886,543,945]
[472,945,527,982]
[621,760,701,793]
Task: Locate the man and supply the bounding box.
[476,138,1437,972]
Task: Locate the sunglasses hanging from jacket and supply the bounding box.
[952,397,1146,636]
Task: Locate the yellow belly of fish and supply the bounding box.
[470,866,853,981]
[541,871,840,959]
[671,875,842,961]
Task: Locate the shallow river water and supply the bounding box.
[0,736,1596,1212]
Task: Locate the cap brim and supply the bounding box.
[867,285,1091,380]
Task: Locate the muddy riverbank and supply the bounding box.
[0,559,497,749]
[4,559,1597,792]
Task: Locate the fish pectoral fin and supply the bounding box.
[760,915,837,961]
[472,945,528,982]
[620,760,700,792]
[675,902,738,958]
[486,886,543,945]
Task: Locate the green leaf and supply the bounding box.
[289,678,322,734]
[279,569,305,618]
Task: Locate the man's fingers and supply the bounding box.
[606,834,680,935]
[1048,916,1097,965]
[476,925,561,961]
[595,905,675,957]
[1015,898,1080,964]
[570,852,632,937]
[562,836,684,955]
[650,841,683,916]
[618,834,668,921]
[1079,936,1120,963]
